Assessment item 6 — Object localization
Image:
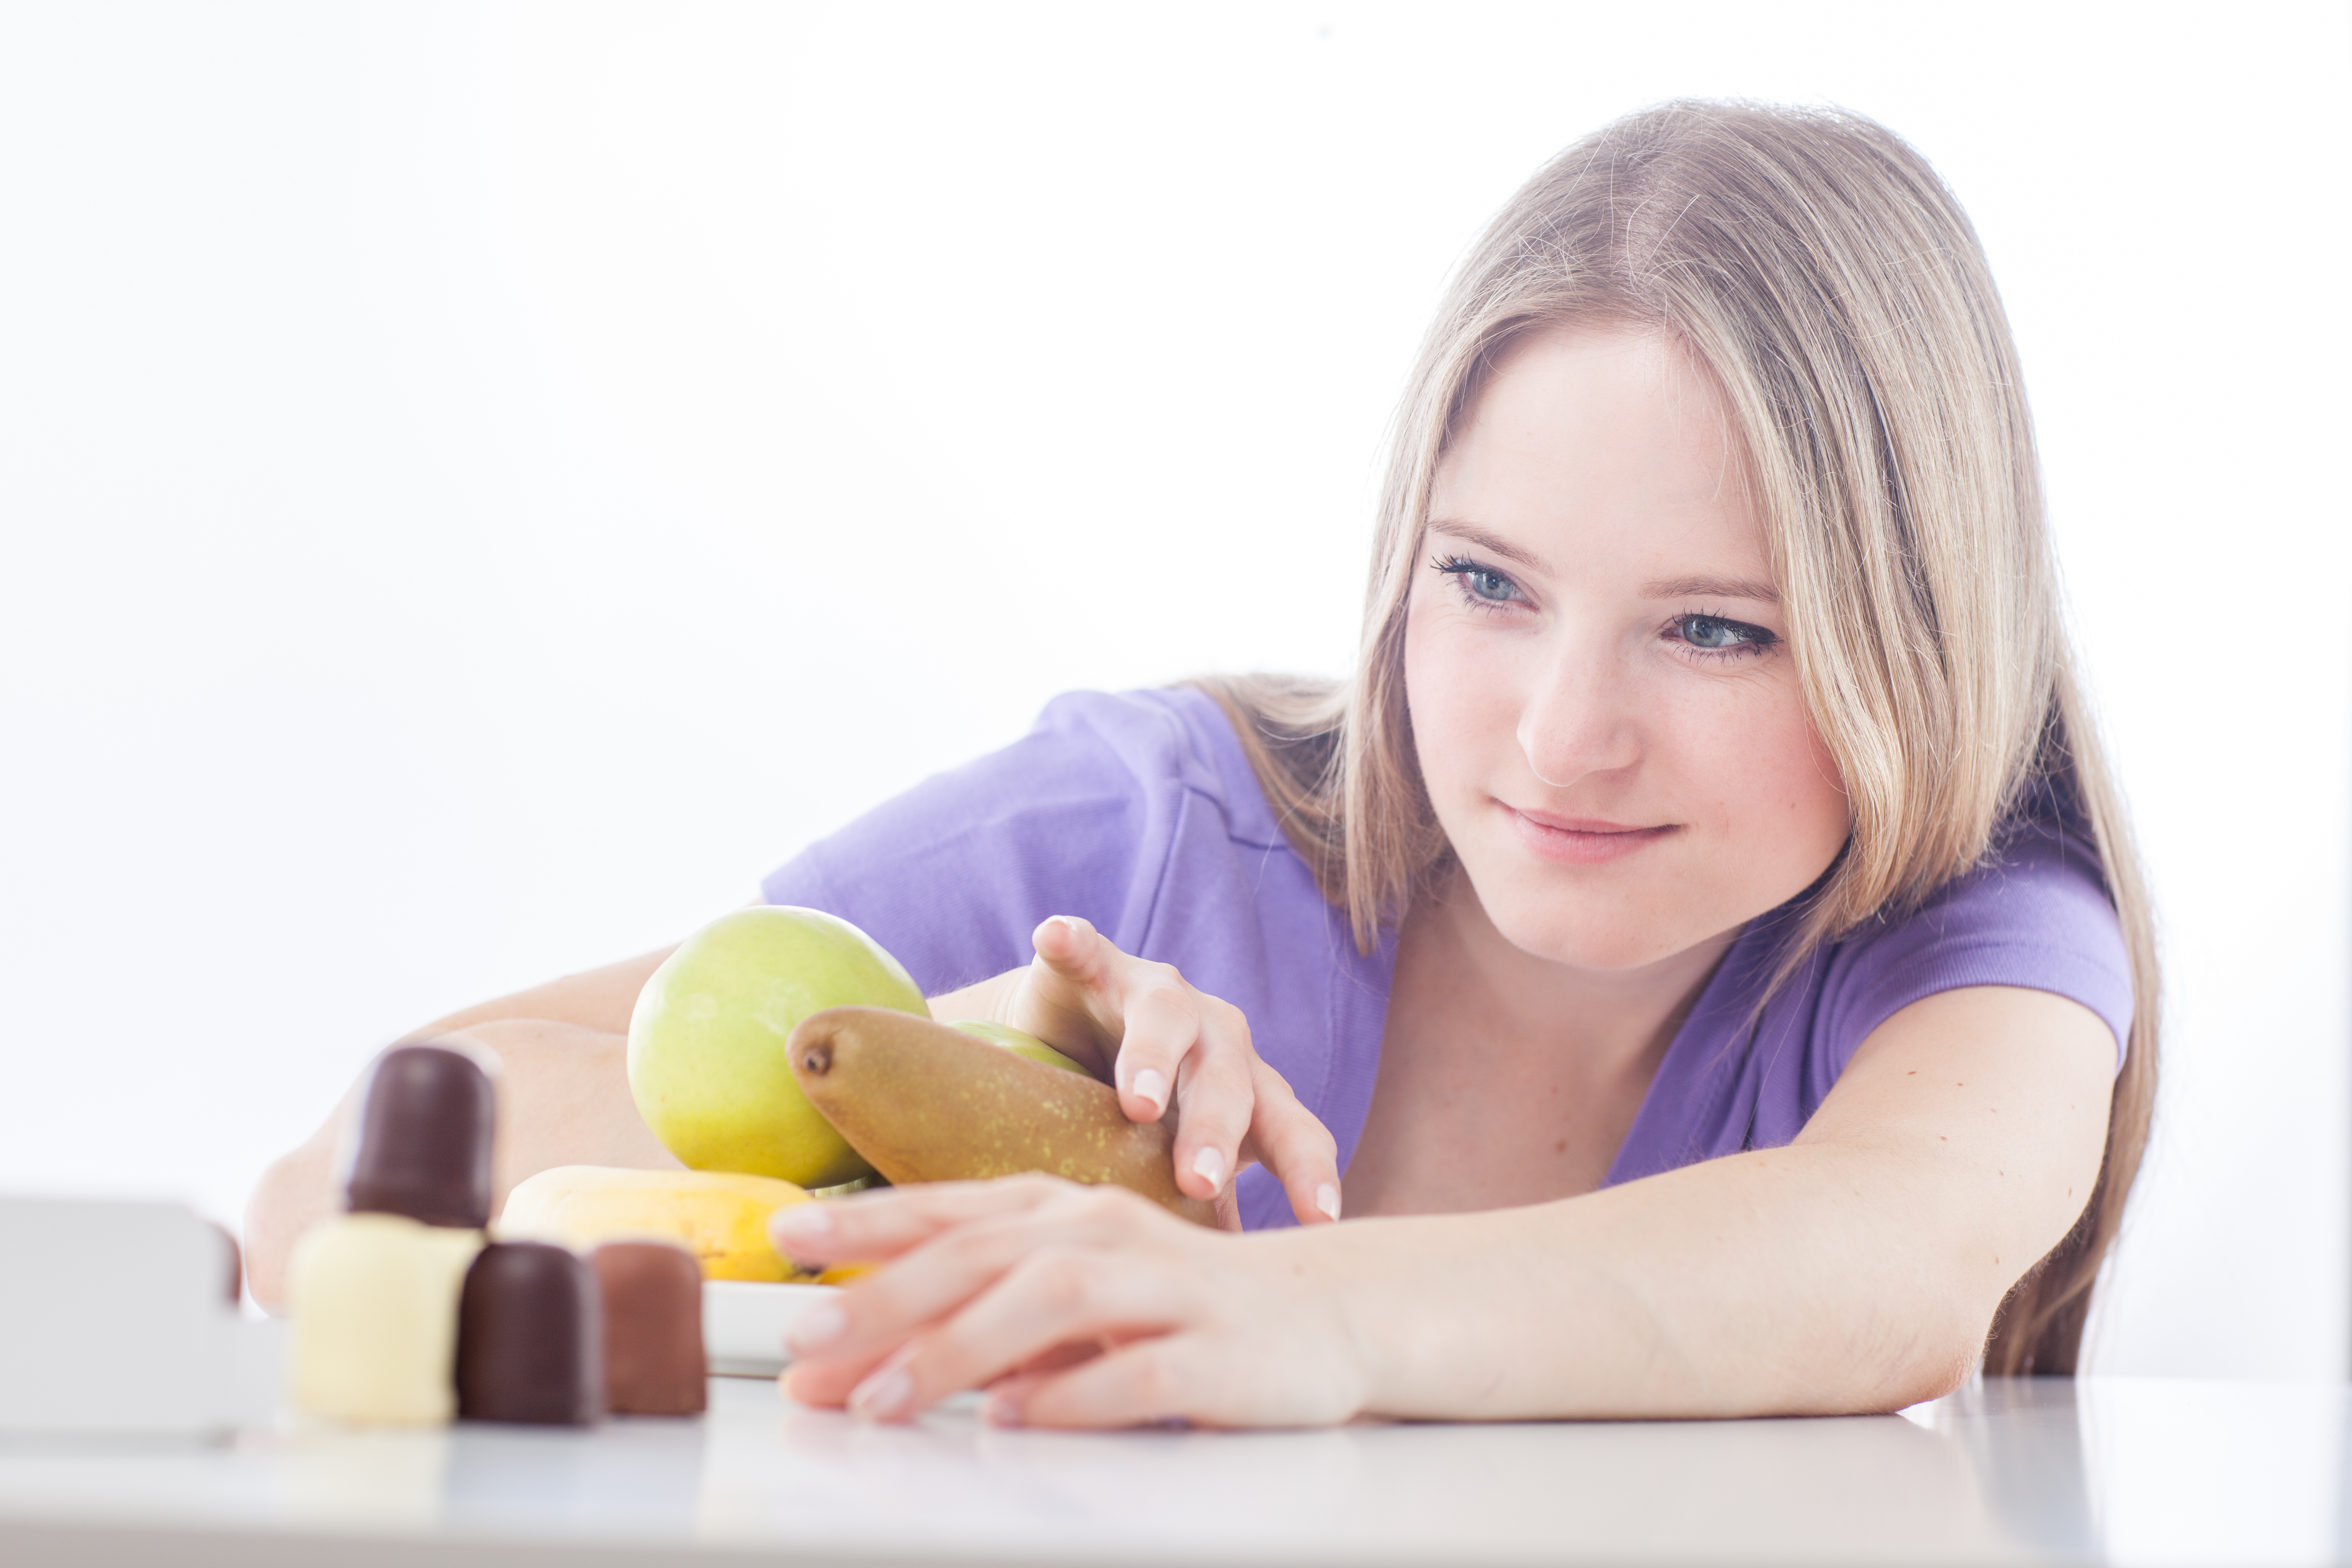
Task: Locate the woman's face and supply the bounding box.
[1404,323,1850,972]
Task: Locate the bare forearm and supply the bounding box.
[1320,989,2111,1421]
[245,1018,680,1308]
[1318,1140,1990,1421]
[247,950,1007,1307]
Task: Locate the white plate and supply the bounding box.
[702,1281,838,1378]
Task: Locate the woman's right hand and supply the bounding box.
[959,916,1344,1230]
[771,1176,1375,1429]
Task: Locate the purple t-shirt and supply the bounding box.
[762,688,2133,1230]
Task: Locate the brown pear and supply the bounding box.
[787,1007,1217,1227]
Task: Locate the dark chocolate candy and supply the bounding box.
[456,1242,603,1425]
[206,1220,243,1305]
[590,1242,707,1416]
[343,1043,495,1229]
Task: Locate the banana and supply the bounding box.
[497,1166,836,1282]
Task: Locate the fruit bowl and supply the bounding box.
[702,1280,839,1377]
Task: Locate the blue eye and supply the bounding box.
[1431,554,1523,607]
[1672,614,1776,656]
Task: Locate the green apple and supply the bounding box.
[627,906,927,1187]
[948,1019,1094,1078]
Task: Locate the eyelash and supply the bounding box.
[1426,553,1780,663]
[1430,553,1521,610]
[1671,610,1779,663]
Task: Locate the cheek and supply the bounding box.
[1681,682,1850,866]
[1401,602,1520,799]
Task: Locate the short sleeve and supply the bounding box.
[1814,817,2136,1077]
[1605,802,2137,1186]
[758,691,1232,996]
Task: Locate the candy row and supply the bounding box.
[288,1042,703,1426]
[291,1217,704,1424]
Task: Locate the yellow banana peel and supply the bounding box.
[498,1165,846,1282]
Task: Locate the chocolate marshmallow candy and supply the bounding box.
[456,1241,603,1425]
[207,1220,243,1305]
[290,1214,482,1425]
[343,1043,496,1230]
[590,1242,707,1416]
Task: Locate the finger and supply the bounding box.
[979,1368,1056,1427]
[1029,913,1113,989]
[789,1249,1102,1411]
[1212,1181,1243,1233]
[1003,1327,1364,1430]
[781,1342,905,1408]
[1027,914,1142,1043]
[1235,1059,1344,1225]
[784,1184,1180,1369]
[857,1244,1198,1422]
[1165,998,1256,1204]
[767,1175,1069,1267]
[1109,978,1206,1125]
[786,1309,1113,1407]
[1008,1338,1109,1378]
[1010,916,1132,1072]
[988,1335,1212,1430]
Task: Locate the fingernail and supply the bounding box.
[849,1366,913,1422]
[983,1389,1026,1427]
[848,1346,918,1422]
[1316,1183,1342,1222]
[771,1203,833,1242]
[1130,1068,1168,1114]
[1191,1146,1226,1194]
[1048,915,1089,940]
[786,1300,844,1354]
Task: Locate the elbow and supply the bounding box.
[1852,1293,2000,1413]
[1877,1335,1981,1411]
[1796,1283,1994,1416]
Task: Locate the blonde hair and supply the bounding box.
[1191,100,2159,1376]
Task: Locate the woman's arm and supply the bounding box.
[1345,983,2115,1417]
[242,946,681,1309]
[246,909,1346,1306]
[773,983,2115,1424]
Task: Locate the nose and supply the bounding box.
[1515,630,1643,790]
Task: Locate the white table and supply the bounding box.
[1,1374,2345,1566]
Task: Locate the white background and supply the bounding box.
[1,2,2345,1377]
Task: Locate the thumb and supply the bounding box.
[1030,914,1112,991]
[1010,915,1124,1062]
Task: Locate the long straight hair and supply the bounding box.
[1191,101,2159,1376]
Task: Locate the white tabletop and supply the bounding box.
[1,1374,2346,1567]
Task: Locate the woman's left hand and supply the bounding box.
[769,1176,1374,1429]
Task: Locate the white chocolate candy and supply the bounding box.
[289,1213,482,1425]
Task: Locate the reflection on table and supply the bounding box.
[0,1375,2347,1565]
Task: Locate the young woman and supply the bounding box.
[245,101,2156,1427]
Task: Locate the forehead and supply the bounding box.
[1429,323,1764,576]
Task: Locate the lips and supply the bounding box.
[1501,804,1676,866]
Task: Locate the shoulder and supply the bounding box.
[1816,798,2135,1070]
[756,689,1292,992]
[1611,793,2136,1181]
[770,688,1264,868]
[1024,688,1288,852]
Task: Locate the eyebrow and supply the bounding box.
[1424,520,1550,574]
[1429,521,1779,604]
[1642,575,1780,603]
